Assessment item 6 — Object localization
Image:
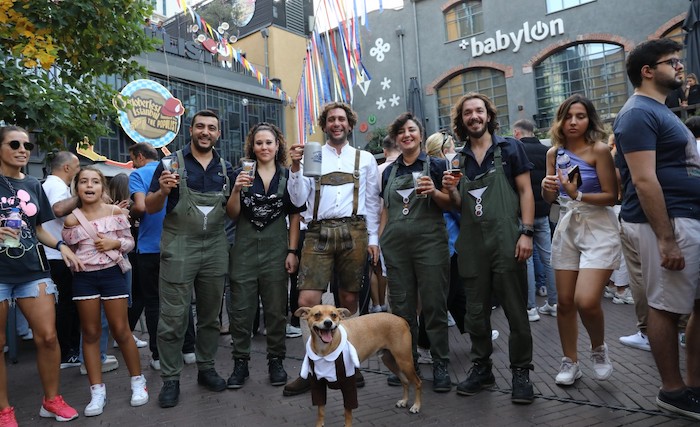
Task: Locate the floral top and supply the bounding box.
[62,213,134,272]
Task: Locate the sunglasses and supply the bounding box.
[4,140,34,151]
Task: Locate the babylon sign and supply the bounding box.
[113,79,184,148]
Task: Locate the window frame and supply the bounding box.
[444,0,484,43]
[545,0,595,14]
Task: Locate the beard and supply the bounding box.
[659,73,684,92]
[192,138,215,153]
[326,128,349,145]
[464,119,489,140]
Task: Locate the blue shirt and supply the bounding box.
[459,135,533,190]
[148,144,235,214]
[130,161,165,254]
[613,94,700,222]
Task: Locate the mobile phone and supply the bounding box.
[568,165,583,188]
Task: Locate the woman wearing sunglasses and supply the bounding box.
[0,126,84,425]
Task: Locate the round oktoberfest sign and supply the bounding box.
[113,79,184,148]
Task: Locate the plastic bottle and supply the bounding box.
[556,148,571,174]
[303,141,323,178]
[3,207,22,248]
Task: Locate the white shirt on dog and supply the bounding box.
[300,325,360,382]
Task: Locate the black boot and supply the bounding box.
[511,367,534,404]
[158,380,180,408]
[227,359,250,389]
[432,360,452,393]
[197,368,227,392]
[456,362,495,396]
[268,357,288,386]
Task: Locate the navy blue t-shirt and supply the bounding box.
[380,151,446,197]
[459,135,533,190]
[613,94,700,223]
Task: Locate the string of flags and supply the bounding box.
[176,0,293,104]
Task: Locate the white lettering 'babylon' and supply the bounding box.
[460,19,565,57]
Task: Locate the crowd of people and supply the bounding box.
[0,37,698,425]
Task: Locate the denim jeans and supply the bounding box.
[526,216,557,308]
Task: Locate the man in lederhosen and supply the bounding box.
[442,93,536,404]
[283,102,381,396]
[145,110,235,408]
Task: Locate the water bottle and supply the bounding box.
[303,141,323,178]
[556,148,571,174]
[3,207,22,248]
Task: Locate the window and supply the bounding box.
[663,24,686,64]
[546,0,594,13]
[445,1,483,43]
[533,42,627,129]
[436,68,510,134]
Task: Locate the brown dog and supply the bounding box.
[296,305,421,427]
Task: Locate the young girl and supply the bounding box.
[542,94,619,386]
[62,166,148,416]
[0,126,81,425]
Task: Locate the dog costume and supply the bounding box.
[300,324,361,409]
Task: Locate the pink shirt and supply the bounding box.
[62,214,134,272]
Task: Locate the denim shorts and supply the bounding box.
[73,265,129,300]
[0,278,58,305]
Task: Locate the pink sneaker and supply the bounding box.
[39,395,79,422]
[0,406,18,427]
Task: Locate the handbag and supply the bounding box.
[72,208,131,273]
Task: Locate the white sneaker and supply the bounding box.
[369,305,383,313]
[612,288,634,305]
[285,324,302,338]
[538,302,557,317]
[619,331,650,351]
[527,308,540,322]
[679,332,686,349]
[149,358,161,370]
[80,355,119,375]
[591,343,613,380]
[447,311,456,327]
[491,330,499,341]
[133,335,148,348]
[84,383,106,417]
[603,286,615,299]
[182,352,196,364]
[555,357,582,385]
[417,347,433,364]
[130,375,149,407]
[537,286,547,297]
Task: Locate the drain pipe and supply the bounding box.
[396,26,407,101]
[412,0,422,87]
[261,27,270,77]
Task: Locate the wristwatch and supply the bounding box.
[519,225,534,237]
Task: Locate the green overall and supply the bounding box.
[229,170,289,361]
[455,146,533,370]
[380,158,450,362]
[158,150,230,380]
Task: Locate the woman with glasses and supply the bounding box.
[0,126,83,425]
[541,95,619,386]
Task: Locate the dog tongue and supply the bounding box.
[320,329,333,343]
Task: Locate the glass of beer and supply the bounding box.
[412,171,428,198]
[445,153,462,179]
[241,158,256,187]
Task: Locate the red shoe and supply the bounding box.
[39,395,79,422]
[0,406,18,427]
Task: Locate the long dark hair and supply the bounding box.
[451,92,499,142]
[244,122,288,165]
[73,166,109,208]
[549,94,606,148]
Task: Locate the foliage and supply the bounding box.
[196,0,245,36]
[363,126,387,155]
[0,0,159,149]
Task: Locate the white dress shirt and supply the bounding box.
[41,175,72,260]
[288,142,381,246]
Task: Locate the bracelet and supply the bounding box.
[575,191,583,201]
[287,248,299,256]
[55,240,65,250]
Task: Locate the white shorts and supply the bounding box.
[620,218,700,314]
[551,202,621,271]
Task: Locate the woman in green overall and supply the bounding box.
[226,122,304,389]
[379,113,453,392]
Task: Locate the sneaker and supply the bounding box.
[268,357,288,386]
[680,332,686,349]
[555,357,582,385]
[369,304,383,313]
[387,373,401,386]
[227,359,249,389]
[80,355,119,375]
[511,368,534,404]
[158,380,180,408]
[603,286,615,299]
[656,388,700,420]
[612,288,634,304]
[456,363,495,396]
[527,308,540,322]
[197,368,227,392]
[20,330,33,341]
[60,354,81,369]
[538,302,557,317]
[183,352,196,364]
[39,395,79,422]
[619,331,651,351]
[285,324,302,338]
[417,347,433,364]
[447,311,456,327]
[432,360,452,393]
[130,375,148,407]
[491,330,499,341]
[591,343,613,381]
[283,376,310,396]
[133,335,148,348]
[150,358,161,370]
[83,384,107,417]
[0,406,17,427]
[537,286,547,297]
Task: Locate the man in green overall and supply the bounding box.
[442,93,536,404]
[145,110,235,408]
[283,102,381,396]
